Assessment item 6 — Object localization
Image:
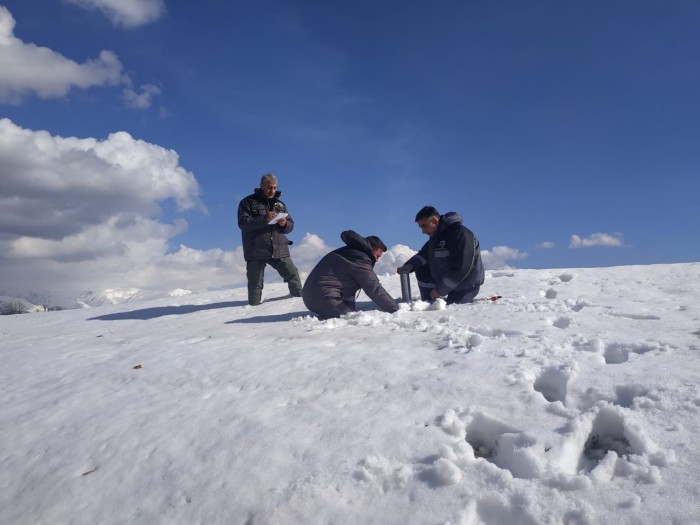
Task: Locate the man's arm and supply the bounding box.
[237,197,269,233]
[351,264,399,313]
[399,241,429,273]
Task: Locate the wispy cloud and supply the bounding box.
[569,233,625,249]
[65,0,166,28]
[537,241,555,249]
[122,83,162,109]
[0,6,125,104]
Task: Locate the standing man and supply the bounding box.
[397,206,484,304]
[238,173,303,305]
[302,230,399,318]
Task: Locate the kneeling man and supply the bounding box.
[397,206,485,304]
[303,230,399,318]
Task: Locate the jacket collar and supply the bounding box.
[254,188,282,200]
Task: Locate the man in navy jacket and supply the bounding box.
[397,206,484,304]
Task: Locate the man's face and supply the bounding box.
[417,216,439,237]
[372,248,385,262]
[260,180,277,198]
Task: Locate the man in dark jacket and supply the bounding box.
[237,174,302,305]
[397,206,485,304]
[302,230,400,319]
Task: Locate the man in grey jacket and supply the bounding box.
[397,206,484,304]
[302,231,399,319]
[238,174,302,305]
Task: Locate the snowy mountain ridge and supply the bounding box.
[1,287,195,313]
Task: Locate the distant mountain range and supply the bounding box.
[0,288,194,314]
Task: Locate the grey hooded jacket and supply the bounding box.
[237,188,294,261]
[406,212,485,297]
[302,230,399,318]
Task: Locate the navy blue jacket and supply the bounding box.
[407,212,485,297]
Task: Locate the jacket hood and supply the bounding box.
[442,211,463,225]
[339,230,375,266]
[438,211,463,233]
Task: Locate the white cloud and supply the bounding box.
[537,241,555,249]
[122,83,162,109]
[481,245,528,270]
[0,118,202,240]
[290,233,333,276]
[65,0,166,28]
[0,6,126,104]
[375,243,416,276]
[569,233,625,249]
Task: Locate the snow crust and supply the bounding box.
[1,263,699,524]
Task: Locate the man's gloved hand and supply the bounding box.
[396,264,413,274]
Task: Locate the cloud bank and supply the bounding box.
[65,0,166,28]
[0,118,211,293]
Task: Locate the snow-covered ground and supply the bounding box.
[1,263,699,524]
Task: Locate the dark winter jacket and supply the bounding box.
[302,230,400,318]
[407,212,485,297]
[237,188,295,261]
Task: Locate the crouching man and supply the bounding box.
[397,206,485,304]
[302,230,399,318]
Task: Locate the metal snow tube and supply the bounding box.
[400,272,412,302]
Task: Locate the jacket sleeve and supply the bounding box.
[350,263,399,313]
[435,228,478,296]
[406,241,430,269]
[237,197,268,233]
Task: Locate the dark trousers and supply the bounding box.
[302,296,354,320]
[415,266,480,305]
[246,258,302,305]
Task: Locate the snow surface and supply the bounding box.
[1,263,700,524]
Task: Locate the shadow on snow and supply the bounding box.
[88,301,247,321]
[226,311,309,324]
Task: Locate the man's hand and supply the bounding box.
[277,217,287,227]
[397,264,413,274]
[430,289,442,301]
[266,211,277,222]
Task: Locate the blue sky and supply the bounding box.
[1,0,699,294]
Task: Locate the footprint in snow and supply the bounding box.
[533,366,570,404]
[548,316,571,329]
